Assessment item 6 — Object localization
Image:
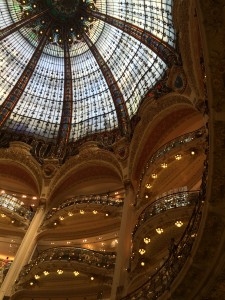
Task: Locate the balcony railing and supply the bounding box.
[45,194,124,220]
[0,258,13,287]
[132,191,199,239]
[121,157,208,299]
[136,127,205,201]
[18,247,116,282]
[0,193,34,221]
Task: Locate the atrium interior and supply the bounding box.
[0,0,225,299]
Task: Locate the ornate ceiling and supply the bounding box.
[0,0,176,145]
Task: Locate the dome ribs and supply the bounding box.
[0,9,49,42]
[82,32,130,137]
[89,10,177,67]
[0,22,52,128]
[56,35,73,147]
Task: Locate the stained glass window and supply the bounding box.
[0,0,175,142]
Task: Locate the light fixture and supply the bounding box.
[68,212,73,217]
[175,221,183,227]
[53,222,57,226]
[66,241,71,244]
[156,228,164,234]
[144,237,151,244]
[30,281,34,286]
[57,269,63,275]
[141,261,145,266]
[1,190,5,194]
[32,196,37,200]
[22,195,27,198]
[80,210,85,214]
[59,216,64,221]
[161,163,168,168]
[151,173,157,179]
[91,276,94,280]
[145,183,152,189]
[83,239,87,243]
[105,213,109,217]
[43,271,49,276]
[93,210,98,214]
[73,271,79,276]
[139,249,146,255]
[1,214,6,218]
[34,275,40,280]
[175,154,182,160]
[191,150,195,155]
[145,194,149,199]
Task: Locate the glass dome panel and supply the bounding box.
[0,0,175,144]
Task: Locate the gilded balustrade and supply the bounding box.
[136,127,206,202]
[132,191,199,239]
[17,247,116,284]
[0,193,33,222]
[45,194,123,221]
[121,158,208,299]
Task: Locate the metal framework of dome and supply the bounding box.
[0,0,177,160]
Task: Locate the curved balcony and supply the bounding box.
[136,127,206,202]
[45,194,124,221]
[0,258,13,286]
[122,160,207,299]
[132,191,199,240]
[0,193,34,223]
[17,247,116,285]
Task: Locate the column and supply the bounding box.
[0,204,46,300]
[111,180,136,300]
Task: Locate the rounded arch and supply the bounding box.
[48,143,124,207]
[129,94,204,184]
[0,142,42,196]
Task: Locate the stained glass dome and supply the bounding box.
[0,0,176,155]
